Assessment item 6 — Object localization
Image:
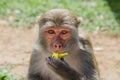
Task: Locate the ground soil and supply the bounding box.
[0,26,120,80]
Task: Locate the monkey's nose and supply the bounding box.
[53,43,63,51]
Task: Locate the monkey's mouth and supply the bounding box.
[52,50,64,53]
[52,49,67,53]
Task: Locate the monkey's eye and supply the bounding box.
[61,30,68,35]
[48,30,55,34]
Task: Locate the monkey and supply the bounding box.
[28,9,100,80]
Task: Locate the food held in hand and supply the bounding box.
[51,52,68,60]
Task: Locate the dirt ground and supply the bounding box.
[0,25,120,80]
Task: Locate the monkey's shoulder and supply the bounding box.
[78,34,93,53]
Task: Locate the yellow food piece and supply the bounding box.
[51,52,68,60]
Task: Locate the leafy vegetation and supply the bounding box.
[0,0,120,32]
[0,66,18,80]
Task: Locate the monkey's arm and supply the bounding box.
[46,57,82,80]
[79,36,100,80]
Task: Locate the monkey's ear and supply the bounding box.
[75,17,82,27]
[77,17,83,24]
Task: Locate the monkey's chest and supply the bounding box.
[41,63,62,80]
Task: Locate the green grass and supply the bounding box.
[0,0,120,33]
[0,66,18,80]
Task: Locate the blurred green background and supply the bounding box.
[0,0,120,34]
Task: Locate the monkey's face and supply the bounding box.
[44,27,72,52]
[39,9,80,53]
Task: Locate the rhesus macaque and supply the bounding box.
[28,9,100,80]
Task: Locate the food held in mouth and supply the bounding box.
[51,52,68,60]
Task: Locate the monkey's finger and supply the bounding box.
[46,57,58,69]
[61,59,69,66]
[49,57,69,68]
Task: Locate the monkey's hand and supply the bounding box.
[46,57,81,80]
